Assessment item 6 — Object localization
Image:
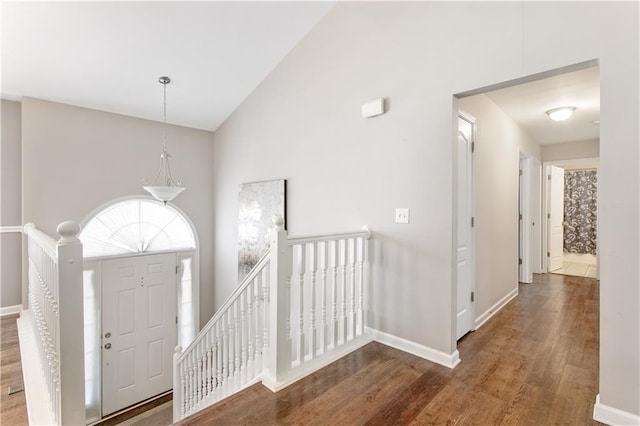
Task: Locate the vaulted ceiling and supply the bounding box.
[2,2,334,131]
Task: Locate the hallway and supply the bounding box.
[176,273,601,425]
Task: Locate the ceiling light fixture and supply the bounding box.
[142,76,185,205]
[546,106,576,122]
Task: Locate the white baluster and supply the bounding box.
[234,300,240,388]
[197,343,202,404]
[340,239,348,344]
[331,240,339,349]
[222,314,229,387]
[240,291,247,383]
[296,244,306,363]
[357,237,365,336]
[254,278,261,368]
[349,238,356,341]
[320,241,328,354]
[216,322,223,392]
[173,345,183,421]
[247,281,254,378]
[309,242,317,358]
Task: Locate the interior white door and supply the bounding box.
[102,252,176,416]
[456,116,474,340]
[548,166,565,271]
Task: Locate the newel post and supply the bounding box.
[173,345,183,422]
[265,215,291,389]
[56,221,86,425]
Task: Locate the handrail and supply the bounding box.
[23,223,58,260]
[177,249,271,363]
[287,226,371,245]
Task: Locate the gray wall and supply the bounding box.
[542,139,599,161]
[1,100,23,308]
[211,1,639,416]
[21,98,216,325]
[459,94,541,322]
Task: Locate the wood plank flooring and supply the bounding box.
[176,273,602,425]
[0,314,28,426]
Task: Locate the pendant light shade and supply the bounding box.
[142,76,185,204]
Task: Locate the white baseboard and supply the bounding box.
[474,287,518,330]
[17,310,56,426]
[262,334,374,392]
[366,327,460,369]
[593,394,640,425]
[0,304,22,316]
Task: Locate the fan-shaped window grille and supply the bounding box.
[80,199,196,258]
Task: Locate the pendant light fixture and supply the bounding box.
[142,76,185,204]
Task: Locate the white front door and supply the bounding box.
[548,166,565,271]
[456,116,474,340]
[102,253,177,416]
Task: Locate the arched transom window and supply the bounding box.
[80,198,196,258]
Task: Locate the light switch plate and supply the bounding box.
[395,208,409,224]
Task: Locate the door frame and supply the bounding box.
[542,157,599,273]
[83,248,196,421]
[454,110,476,339]
[100,252,178,416]
[518,153,542,283]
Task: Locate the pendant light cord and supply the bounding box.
[163,80,168,152]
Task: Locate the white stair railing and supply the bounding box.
[24,222,85,426]
[174,217,371,422]
[174,251,271,420]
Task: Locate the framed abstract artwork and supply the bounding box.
[238,179,286,281]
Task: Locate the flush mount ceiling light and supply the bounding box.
[546,106,577,122]
[142,76,185,205]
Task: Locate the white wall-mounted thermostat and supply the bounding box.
[361,98,385,118]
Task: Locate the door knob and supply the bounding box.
[105,332,111,338]
[104,343,112,349]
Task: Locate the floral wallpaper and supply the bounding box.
[563,169,597,254]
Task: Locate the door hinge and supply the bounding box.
[519,169,523,176]
[519,213,522,220]
[548,174,551,180]
[471,141,475,153]
[547,213,551,219]
[547,252,550,257]
[519,258,522,265]
[176,265,180,274]
[471,217,475,227]
[471,291,474,302]
[176,316,178,324]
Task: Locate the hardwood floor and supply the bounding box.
[176,273,602,425]
[0,314,28,426]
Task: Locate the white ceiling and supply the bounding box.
[485,67,600,145]
[1,1,335,131]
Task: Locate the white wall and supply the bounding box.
[211,1,639,417]
[21,98,216,324]
[1,100,23,308]
[459,94,541,321]
[542,139,599,161]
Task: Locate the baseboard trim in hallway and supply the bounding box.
[593,394,640,426]
[474,287,518,330]
[0,304,22,316]
[366,327,460,369]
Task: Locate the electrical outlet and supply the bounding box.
[395,208,409,224]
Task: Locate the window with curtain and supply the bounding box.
[563,169,597,254]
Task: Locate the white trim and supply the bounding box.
[0,304,22,316]
[262,334,374,392]
[0,225,23,233]
[367,327,461,369]
[17,311,56,426]
[474,287,518,330]
[593,394,640,425]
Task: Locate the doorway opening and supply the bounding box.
[79,196,199,421]
[453,59,600,345]
[544,159,599,279]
